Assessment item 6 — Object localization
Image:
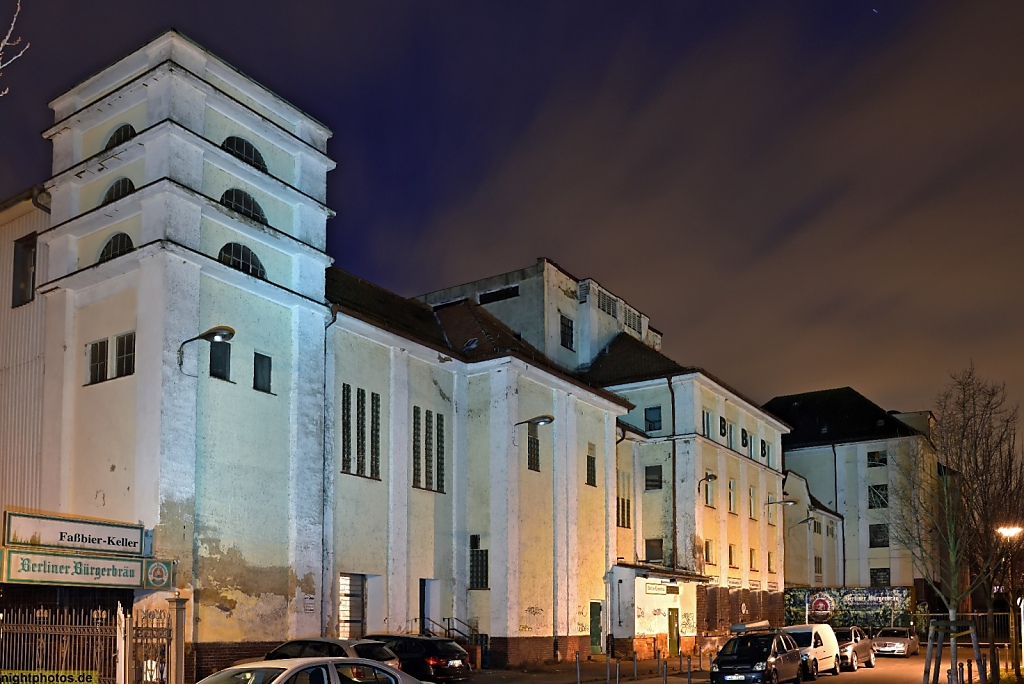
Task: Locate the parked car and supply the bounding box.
[199,657,420,684]
[872,627,920,657]
[364,634,472,683]
[263,638,401,670]
[711,628,804,684]
[782,624,841,680]
[833,626,876,670]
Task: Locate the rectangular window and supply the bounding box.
[869,523,890,548]
[701,409,713,438]
[704,539,715,565]
[210,341,231,380]
[868,484,888,509]
[870,567,891,587]
[624,308,642,333]
[597,289,617,317]
[868,450,888,467]
[767,551,776,573]
[728,478,737,513]
[644,406,662,432]
[424,410,434,489]
[469,535,489,590]
[813,519,822,535]
[435,413,445,493]
[341,384,352,473]
[747,431,756,459]
[814,556,823,575]
[727,422,736,449]
[370,392,381,479]
[766,493,777,525]
[645,538,664,563]
[586,443,597,487]
[560,315,574,350]
[253,352,271,392]
[750,548,758,571]
[826,521,835,538]
[728,544,737,568]
[412,406,422,487]
[88,339,108,385]
[748,486,758,519]
[704,470,716,507]
[616,471,632,528]
[478,285,519,304]
[12,232,36,308]
[645,465,663,490]
[115,332,135,378]
[356,388,366,476]
[527,422,540,471]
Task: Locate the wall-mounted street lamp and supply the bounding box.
[696,473,717,493]
[512,414,555,446]
[177,325,235,370]
[765,499,798,508]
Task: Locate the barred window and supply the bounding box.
[218,242,266,279]
[425,410,434,490]
[101,177,135,206]
[221,136,268,173]
[341,384,352,473]
[616,471,632,528]
[115,332,135,378]
[98,233,134,263]
[88,339,108,385]
[104,124,137,151]
[412,406,422,488]
[560,315,574,350]
[356,388,366,476]
[435,413,445,493]
[527,422,540,471]
[220,188,267,225]
[371,392,381,480]
[624,308,641,333]
[469,535,488,590]
[597,289,617,317]
[814,556,823,575]
[586,443,597,487]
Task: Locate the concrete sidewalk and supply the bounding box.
[473,656,711,684]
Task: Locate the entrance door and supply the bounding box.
[590,601,603,654]
[668,608,680,657]
[338,573,366,638]
[419,578,441,634]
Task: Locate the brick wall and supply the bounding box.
[489,635,594,667]
[191,641,280,682]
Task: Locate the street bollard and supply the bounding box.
[687,656,692,684]
[662,662,667,684]
[633,651,638,681]
[616,659,620,684]
[959,662,965,683]
[576,651,581,684]
[679,651,683,674]
[967,659,972,683]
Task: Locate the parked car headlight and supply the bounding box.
[711,662,719,672]
[753,662,766,671]
[841,645,853,656]
[801,654,808,661]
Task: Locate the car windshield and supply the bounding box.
[432,640,469,656]
[877,628,908,638]
[720,635,773,657]
[833,629,852,641]
[199,668,285,684]
[787,631,812,647]
[355,643,397,661]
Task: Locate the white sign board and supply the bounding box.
[4,511,144,556]
[4,549,144,588]
[646,582,667,595]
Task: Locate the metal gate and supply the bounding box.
[126,608,172,684]
[338,573,365,638]
[0,606,118,684]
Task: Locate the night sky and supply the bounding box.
[2,1,1022,417]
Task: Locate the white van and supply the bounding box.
[781,624,842,680]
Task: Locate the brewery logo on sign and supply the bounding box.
[143,559,174,590]
[808,592,836,622]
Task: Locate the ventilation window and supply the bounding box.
[218,242,266,279]
[100,178,135,206]
[479,286,519,304]
[221,136,268,173]
[97,233,135,263]
[103,124,137,151]
[220,189,267,225]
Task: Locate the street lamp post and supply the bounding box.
[998,526,1023,677]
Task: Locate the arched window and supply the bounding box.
[220,188,267,225]
[100,177,135,206]
[221,136,268,173]
[103,124,137,151]
[218,242,266,279]
[98,233,135,263]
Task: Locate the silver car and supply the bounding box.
[264,639,401,670]
[872,627,920,657]
[833,625,876,670]
[202,657,420,684]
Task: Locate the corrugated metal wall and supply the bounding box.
[0,202,49,511]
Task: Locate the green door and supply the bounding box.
[668,608,680,657]
[590,601,603,654]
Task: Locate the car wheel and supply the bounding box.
[794,665,804,684]
[805,659,818,681]
[770,670,779,684]
[848,652,858,671]
[865,651,876,668]
[830,654,840,676]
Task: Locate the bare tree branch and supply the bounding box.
[0,0,30,97]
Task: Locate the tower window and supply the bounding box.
[222,136,268,173]
[220,188,267,225]
[103,124,137,151]
[100,178,135,206]
[218,242,266,280]
[210,341,231,380]
[98,233,135,263]
[12,232,36,307]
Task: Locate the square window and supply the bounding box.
[115,332,135,378]
[645,465,663,490]
[210,340,231,380]
[869,523,889,548]
[88,339,108,385]
[645,538,664,563]
[560,315,574,351]
[645,406,662,432]
[253,352,272,392]
[868,484,888,509]
[12,233,36,308]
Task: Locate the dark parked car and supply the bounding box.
[364,635,472,683]
[711,630,804,684]
[833,626,876,670]
[264,638,401,669]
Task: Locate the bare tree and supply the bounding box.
[1,0,29,97]
[888,364,1020,681]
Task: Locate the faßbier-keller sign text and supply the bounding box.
[4,511,143,556]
